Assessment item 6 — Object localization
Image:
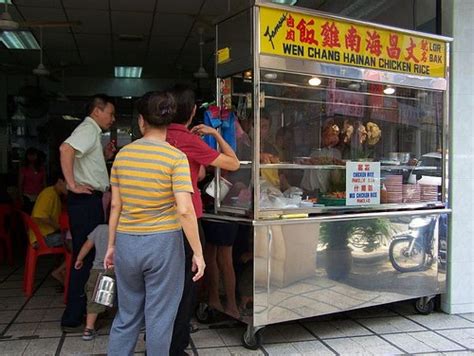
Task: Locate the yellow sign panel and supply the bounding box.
[259,7,446,78]
[217,47,231,64]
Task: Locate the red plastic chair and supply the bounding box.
[21,212,72,303]
[0,204,13,266]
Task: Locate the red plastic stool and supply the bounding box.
[0,204,13,266]
[21,212,72,303]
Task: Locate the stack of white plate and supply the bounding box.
[420,185,438,202]
[384,175,403,203]
[402,184,421,203]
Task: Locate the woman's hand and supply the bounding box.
[191,254,206,282]
[104,246,115,269]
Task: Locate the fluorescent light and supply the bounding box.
[271,0,298,5]
[383,86,396,95]
[0,31,40,50]
[114,66,143,78]
[308,77,322,86]
[0,1,13,4]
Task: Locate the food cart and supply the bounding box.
[200,1,451,349]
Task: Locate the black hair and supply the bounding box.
[48,170,64,186]
[171,84,196,125]
[86,94,114,116]
[22,147,42,171]
[136,91,176,128]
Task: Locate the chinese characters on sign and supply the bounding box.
[346,162,381,206]
[260,7,446,78]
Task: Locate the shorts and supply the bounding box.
[201,220,239,247]
[44,232,64,248]
[85,269,115,315]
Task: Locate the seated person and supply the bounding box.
[301,118,343,194]
[29,172,68,283]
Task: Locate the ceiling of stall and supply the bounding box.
[0,0,435,81]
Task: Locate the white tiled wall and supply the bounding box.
[442,0,474,314]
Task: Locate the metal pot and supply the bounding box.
[92,272,115,307]
[398,152,411,164]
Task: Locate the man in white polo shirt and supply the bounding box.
[59,94,116,331]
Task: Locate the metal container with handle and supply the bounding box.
[92,270,116,307]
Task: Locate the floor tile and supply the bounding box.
[23,337,60,355]
[407,314,474,330]
[0,339,30,355]
[41,307,64,322]
[91,334,109,353]
[291,340,336,355]
[228,346,265,355]
[34,321,64,338]
[216,327,245,347]
[263,343,302,355]
[197,347,232,356]
[15,309,45,323]
[24,295,64,309]
[2,322,38,338]
[0,281,24,289]
[0,288,23,298]
[0,296,27,310]
[0,323,7,334]
[324,335,402,355]
[34,287,62,297]
[437,328,474,349]
[192,329,226,348]
[459,313,474,322]
[262,323,316,343]
[61,335,94,354]
[3,274,23,282]
[0,310,17,323]
[358,316,427,333]
[303,319,373,339]
[383,331,465,353]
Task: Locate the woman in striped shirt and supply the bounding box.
[104,91,205,355]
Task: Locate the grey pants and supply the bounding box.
[108,230,185,356]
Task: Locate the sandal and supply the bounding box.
[82,328,96,341]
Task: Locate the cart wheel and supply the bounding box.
[241,326,263,350]
[414,297,435,315]
[195,303,214,324]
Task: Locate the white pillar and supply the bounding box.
[442,0,474,314]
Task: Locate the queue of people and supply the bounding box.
[23,87,240,355]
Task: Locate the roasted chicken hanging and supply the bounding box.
[366,122,382,145]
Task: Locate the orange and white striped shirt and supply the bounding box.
[110,138,193,234]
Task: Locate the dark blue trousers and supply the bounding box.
[61,191,104,328]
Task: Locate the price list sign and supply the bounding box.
[346,162,380,205]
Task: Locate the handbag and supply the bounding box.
[92,269,116,307]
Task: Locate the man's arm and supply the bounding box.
[59,143,93,194]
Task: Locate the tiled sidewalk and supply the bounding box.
[1,260,473,355]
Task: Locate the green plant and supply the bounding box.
[320,218,391,250]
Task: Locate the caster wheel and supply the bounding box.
[241,327,262,350]
[414,298,435,315]
[195,303,214,324]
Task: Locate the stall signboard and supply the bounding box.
[346,162,380,205]
[259,6,446,78]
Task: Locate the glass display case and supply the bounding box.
[215,69,446,218]
[203,2,451,349]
